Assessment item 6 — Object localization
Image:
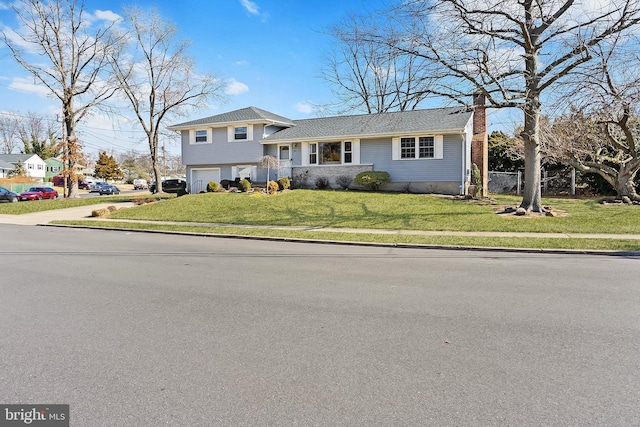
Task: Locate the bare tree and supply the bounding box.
[322,15,434,114]
[543,107,640,200]
[257,155,280,187]
[2,0,121,197]
[110,8,225,193]
[383,0,640,211]
[18,112,61,159]
[0,113,21,154]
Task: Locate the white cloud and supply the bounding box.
[240,0,260,15]
[9,77,51,98]
[295,102,314,115]
[225,78,249,96]
[0,3,9,10]
[94,10,121,22]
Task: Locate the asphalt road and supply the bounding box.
[1,225,638,426]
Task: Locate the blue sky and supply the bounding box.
[0,0,504,157]
[0,0,395,156]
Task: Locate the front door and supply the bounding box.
[278,145,292,179]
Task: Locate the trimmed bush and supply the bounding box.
[336,175,352,190]
[207,181,219,192]
[354,171,390,190]
[91,208,111,218]
[277,177,290,190]
[267,180,279,194]
[315,176,330,189]
[238,178,251,192]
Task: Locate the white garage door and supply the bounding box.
[191,168,221,193]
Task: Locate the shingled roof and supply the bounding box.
[0,154,41,164]
[169,106,295,129]
[263,107,472,142]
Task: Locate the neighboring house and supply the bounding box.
[0,154,47,181]
[0,159,15,178]
[169,100,488,195]
[45,158,64,181]
[45,158,90,181]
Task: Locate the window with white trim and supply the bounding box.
[344,141,352,163]
[234,126,247,140]
[319,142,341,164]
[401,138,415,159]
[418,136,435,158]
[395,135,441,160]
[195,130,208,143]
[309,143,317,164]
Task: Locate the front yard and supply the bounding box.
[4,190,639,251]
[106,190,640,235]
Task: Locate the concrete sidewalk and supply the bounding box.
[0,203,135,226]
[1,202,640,241]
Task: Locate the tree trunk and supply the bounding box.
[519,101,544,212]
[150,132,162,194]
[64,111,80,199]
[616,166,640,201]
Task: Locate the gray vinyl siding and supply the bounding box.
[361,135,463,182]
[182,125,276,165]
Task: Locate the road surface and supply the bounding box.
[1,225,638,426]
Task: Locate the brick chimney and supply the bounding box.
[471,93,488,197]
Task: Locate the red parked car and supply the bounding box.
[18,187,58,201]
[52,175,90,189]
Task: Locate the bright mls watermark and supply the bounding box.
[0,405,68,426]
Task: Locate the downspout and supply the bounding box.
[461,131,467,196]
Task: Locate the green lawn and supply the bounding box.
[106,190,640,234]
[0,194,168,214]
[0,195,134,214]
[7,189,639,250]
[55,219,640,251]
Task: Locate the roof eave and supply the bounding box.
[168,119,294,131]
[260,128,467,144]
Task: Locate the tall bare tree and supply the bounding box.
[382,0,640,211]
[0,113,21,154]
[110,8,225,193]
[2,0,121,197]
[322,15,434,114]
[18,112,61,159]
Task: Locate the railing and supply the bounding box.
[277,160,292,180]
[191,180,205,193]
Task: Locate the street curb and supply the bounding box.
[40,223,640,257]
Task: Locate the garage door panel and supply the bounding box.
[191,169,220,193]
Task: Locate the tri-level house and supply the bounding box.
[169,98,488,195]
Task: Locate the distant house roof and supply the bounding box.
[0,159,15,171]
[45,157,64,165]
[169,106,295,130]
[263,107,473,143]
[0,153,43,164]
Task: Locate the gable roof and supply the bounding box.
[0,159,15,170]
[169,106,295,130]
[263,107,473,143]
[0,153,43,164]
